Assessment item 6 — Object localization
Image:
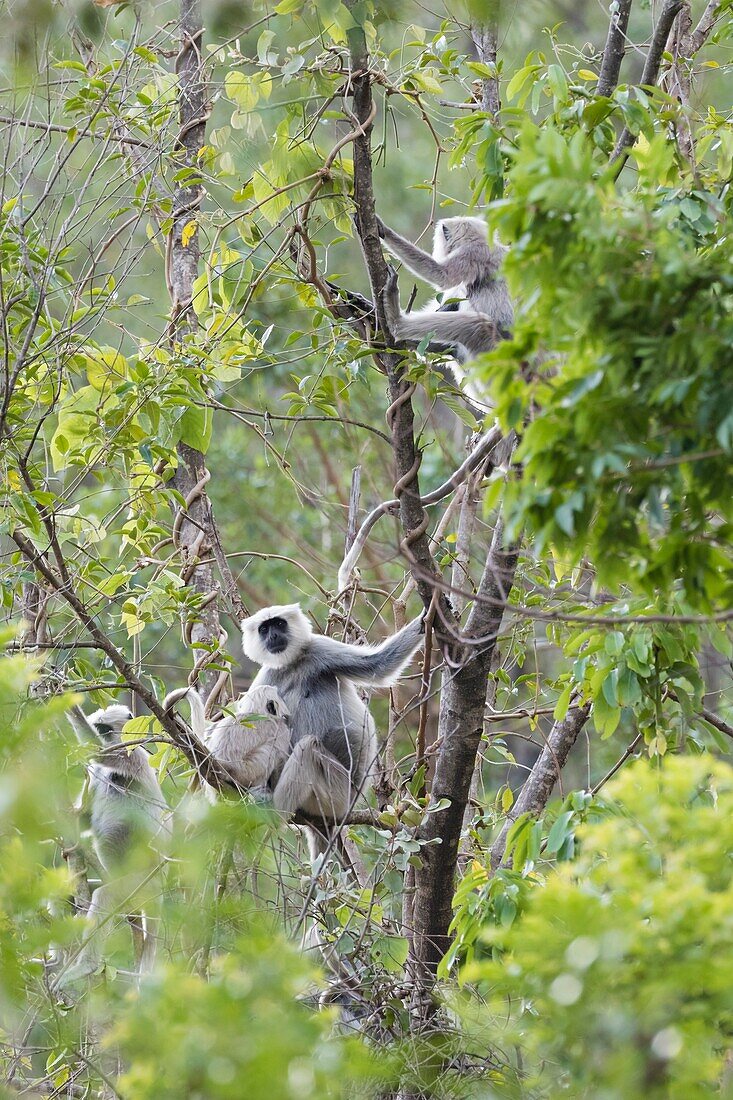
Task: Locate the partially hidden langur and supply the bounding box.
[60,704,171,988]
[186,684,291,801]
[377,215,513,410]
[240,604,424,856]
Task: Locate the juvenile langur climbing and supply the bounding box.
[240,604,424,853]
[377,215,513,379]
[60,704,171,987]
[186,685,291,801]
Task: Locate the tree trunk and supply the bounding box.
[169,0,223,707]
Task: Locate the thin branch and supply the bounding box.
[337,425,503,592]
[490,703,591,872]
[699,706,733,741]
[590,732,643,795]
[611,0,684,170]
[11,529,234,791]
[0,113,150,146]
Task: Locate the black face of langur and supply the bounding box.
[258,616,290,656]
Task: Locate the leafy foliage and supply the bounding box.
[461,757,733,1098]
[486,122,733,603]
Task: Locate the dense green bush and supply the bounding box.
[462,757,733,1098]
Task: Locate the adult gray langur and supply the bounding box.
[240,604,424,849]
[60,704,171,986]
[186,684,291,801]
[377,214,514,365]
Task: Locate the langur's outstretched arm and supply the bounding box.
[377,218,451,289]
[311,616,423,687]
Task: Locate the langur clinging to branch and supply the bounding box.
[240,604,424,856]
[185,685,292,802]
[377,214,514,364]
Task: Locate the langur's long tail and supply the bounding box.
[162,686,207,741]
[186,690,207,741]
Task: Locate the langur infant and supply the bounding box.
[60,704,171,987]
[187,684,291,801]
[241,604,424,854]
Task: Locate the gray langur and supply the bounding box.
[377,215,514,365]
[60,704,171,986]
[186,685,291,801]
[240,604,424,850]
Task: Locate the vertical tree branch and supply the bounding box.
[345,19,454,642]
[470,10,501,118]
[169,1,224,708]
[597,0,634,97]
[664,3,695,164]
[346,11,521,1002]
[19,581,48,648]
[411,525,519,977]
[611,0,684,171]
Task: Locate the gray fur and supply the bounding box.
[241,605,423,839]
[378,215,513,365]
[61,704,171,985]
[187,685,291,799]
[69,704,170,872]
[273,736,352,820]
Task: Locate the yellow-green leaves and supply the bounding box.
[461,758,733,1097]
[178,404,212,454]
[50,385,104,471]
[224,69,272,113]
[85,346,127,391]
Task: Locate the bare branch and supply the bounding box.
[597,0,634,97]
[337,425,504,592]
[489,703,591,872]
[699,706,733,741]
[611,0,684,170]
[590,732,643,795]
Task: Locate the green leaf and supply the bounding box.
[554,683,573,722]
[370,935,408,973]
[546,810,574,855]
[178,405,212,454]
[604,632,625,657]
[506,63,539,101]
